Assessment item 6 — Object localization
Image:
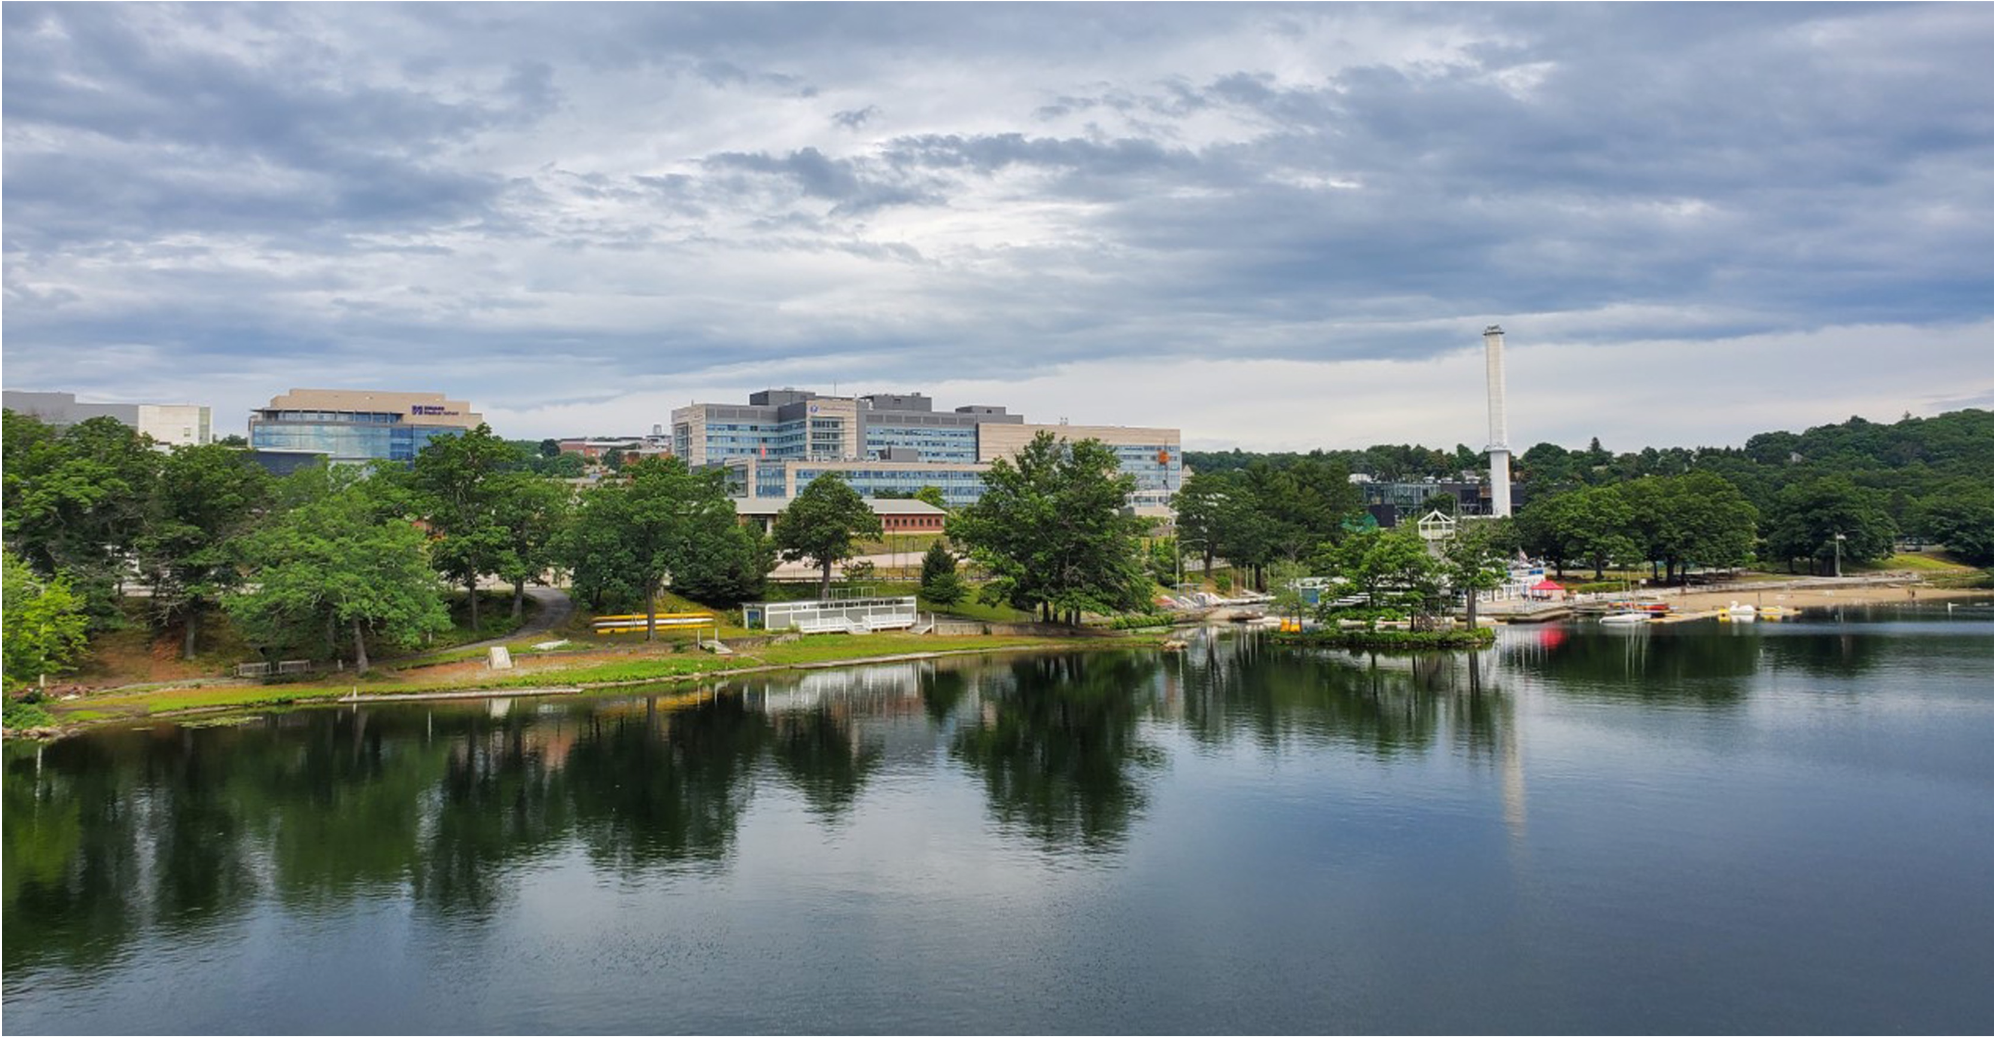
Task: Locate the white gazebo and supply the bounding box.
[1415,509,1457,542]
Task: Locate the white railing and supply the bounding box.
[748,595,919,634]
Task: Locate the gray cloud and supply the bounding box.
[2,2,1989,444]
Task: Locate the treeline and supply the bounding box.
[1182,410,1994,574]
[1172,455,1366,591]
[1,412,1167,688]
[0,413,781,679]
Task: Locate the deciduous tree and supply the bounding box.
[774,474,883,601]
[136,443,272,657]
[227,468,450,671]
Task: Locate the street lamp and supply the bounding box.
[1833,531,1846,578]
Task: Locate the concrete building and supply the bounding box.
[248,389,482,465]
[675,388,1179,509]
[4,390,212,447]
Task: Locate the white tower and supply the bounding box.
[1483,324,1513,517]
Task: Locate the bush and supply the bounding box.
[3,698,58,730]
[1104,612,1175,630]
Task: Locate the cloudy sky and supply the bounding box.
[4,3,1991,452]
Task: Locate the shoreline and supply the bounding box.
[13,583,1991,742]
[10,636,1146,742]
[1577,583,1991,614]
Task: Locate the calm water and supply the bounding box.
[5,603,1992,1034]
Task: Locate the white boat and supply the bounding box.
[1723,601,1757,621]
[1600,612,1652,625]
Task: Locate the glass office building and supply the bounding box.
[248,389,482,465]
[683,389,1178,512]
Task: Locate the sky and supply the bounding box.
[3,2,1991,453]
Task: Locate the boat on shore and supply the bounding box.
[1600,612,1652,625]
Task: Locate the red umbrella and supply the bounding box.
[1531,579,1564,591]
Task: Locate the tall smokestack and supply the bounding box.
[1483,324,1512,517]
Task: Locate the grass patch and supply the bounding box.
[1929,569,1994,590]
[1873,552,1977,573]
[924,595,1036,623]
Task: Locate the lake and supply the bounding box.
[4,602,1991,1034]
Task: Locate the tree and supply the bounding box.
[1624,472,1758,583]
[2,413,159,624]
[401,424,523,633]
[1440,520,1512,631]
[1319,528,1442,623]
[1170,472,1228,576]
[774,474,882,600]
[1910,482,1993,566]
[538,438,561,458]
[947,433,1149,625]
[919,541,967,609]
[227,467,450,671]
[1763,477,1897,574]
[491,472,570,619]
[671,523,774,605]
[1520,485,1638,580]
[555,457,742,638]
[602,449,626,471]
[913,486,949,511]
[2,551,91,689]
[135,443,272,657]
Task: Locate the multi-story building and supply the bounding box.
[248,389,482,464]
[3,390,212,447]
[976,422,1182,505]
[675,389,1179,509]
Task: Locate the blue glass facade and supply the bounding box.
[1106,443,1182,493]
[862,424,979,463]
[249,413,464,464]
[794,466,987,507]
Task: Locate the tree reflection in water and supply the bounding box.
[950,652,1164,853]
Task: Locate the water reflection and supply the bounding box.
[3,621,1943,985]
[950,653,1164,853]
[1505,623,1758,704]
[1174,634,1470,756]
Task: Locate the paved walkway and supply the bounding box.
[459,585,574,649]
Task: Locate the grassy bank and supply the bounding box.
[28,631,1146,736]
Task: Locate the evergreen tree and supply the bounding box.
[919,541,967,609]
